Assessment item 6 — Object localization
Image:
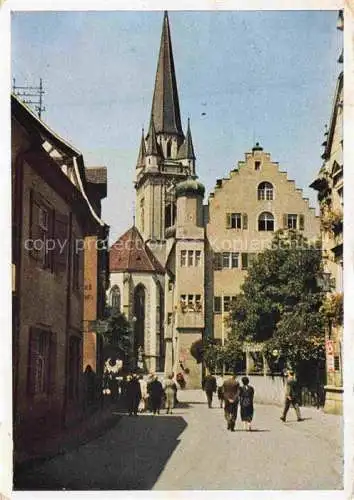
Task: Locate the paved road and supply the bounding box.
[15,389,343,491]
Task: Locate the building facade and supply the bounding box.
[12,94,109,456]
[310,11,343,414]
[108,12,321,388]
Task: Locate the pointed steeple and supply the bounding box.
[150,11,183,137]
[136,128,146,168]
[177,118,196,160]
[146,115,159,156]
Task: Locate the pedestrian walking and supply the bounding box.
[203,371,217,408]
[280,370,304,422]
[138,375,148,412]
[239,376,254,431]
[223,374,240,431]
[216,374,224,408]
[126,374,142,416]
[148,374,164,414]
[164,373,177,414]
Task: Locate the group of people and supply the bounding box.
[203,369,303,431]
[203,372,255,431]
[126,372,178,416]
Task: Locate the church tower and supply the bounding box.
[135,11,197,265]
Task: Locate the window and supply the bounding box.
[195,294,202,311]
[166,140,172,158]
[231,253,239,268]
[222,252,230,268]
[299,214,305,231]
[226,213,248,230]
[221,252,240,269]
[180,250,187,267]
[187,294,194,311]
[334,355,340,371]
[258,182,274,201]
[110,286,121,313]
[223,296,231,312]
[255,161,261,171]
[188,250,194,266]
[167,313,173,324]
[30,190,54,270]
[214,297,221,313]
[28,328,55,396]
[285,214,297,230]
[180,294,203,312]
[195,250,201,267]
[258,212,274,231]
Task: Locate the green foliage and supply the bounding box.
[320,292,343,326]
[103,309,132,355]
[227,230,326,369]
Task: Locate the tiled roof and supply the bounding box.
[85,167,107,185]
[109,226,165,274]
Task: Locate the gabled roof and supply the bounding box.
[109,226,165,274]
[150,11,184,137]
[177,118,196,160]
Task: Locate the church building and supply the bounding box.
[108,12,320,387]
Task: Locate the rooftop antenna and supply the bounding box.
[12,77,46,119]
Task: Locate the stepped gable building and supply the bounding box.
[108,12,320,387]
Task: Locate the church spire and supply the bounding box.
[146,115,159,156]
[150,11,183,138]
[136,128,146,168]
[178,118,196,160]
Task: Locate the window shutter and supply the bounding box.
[29,191,42,261]
[54,212,69,273]
[299,214,305,230]
[226,213,231,229]
[242,213,248,230]
[241,253,248,269]
[214,253,222,270]
[283,214,288,229]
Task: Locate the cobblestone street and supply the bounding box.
[14,389,343,491]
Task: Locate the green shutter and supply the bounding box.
[241,253,248,269]
[283,214,288,229]
[242,213,248,230]
[299,214,305,230]
[226,213,231,229]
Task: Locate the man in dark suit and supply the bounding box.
[280,371,303,422]
[203,371,217,408]
[223,374,240,431]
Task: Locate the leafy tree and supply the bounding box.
[226,230,326,371]
[103,308,132,358]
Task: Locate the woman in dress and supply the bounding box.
[239,376,255,431]
[164,373,177,414]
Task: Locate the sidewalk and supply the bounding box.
[14,400,122,471]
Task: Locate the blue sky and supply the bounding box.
[11,10,341,241]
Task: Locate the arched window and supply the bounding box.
[258,212,274,231]
[134,284,145,354]
[166,140,172,158]
[110,285,121,313]
[258,182,274,201]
